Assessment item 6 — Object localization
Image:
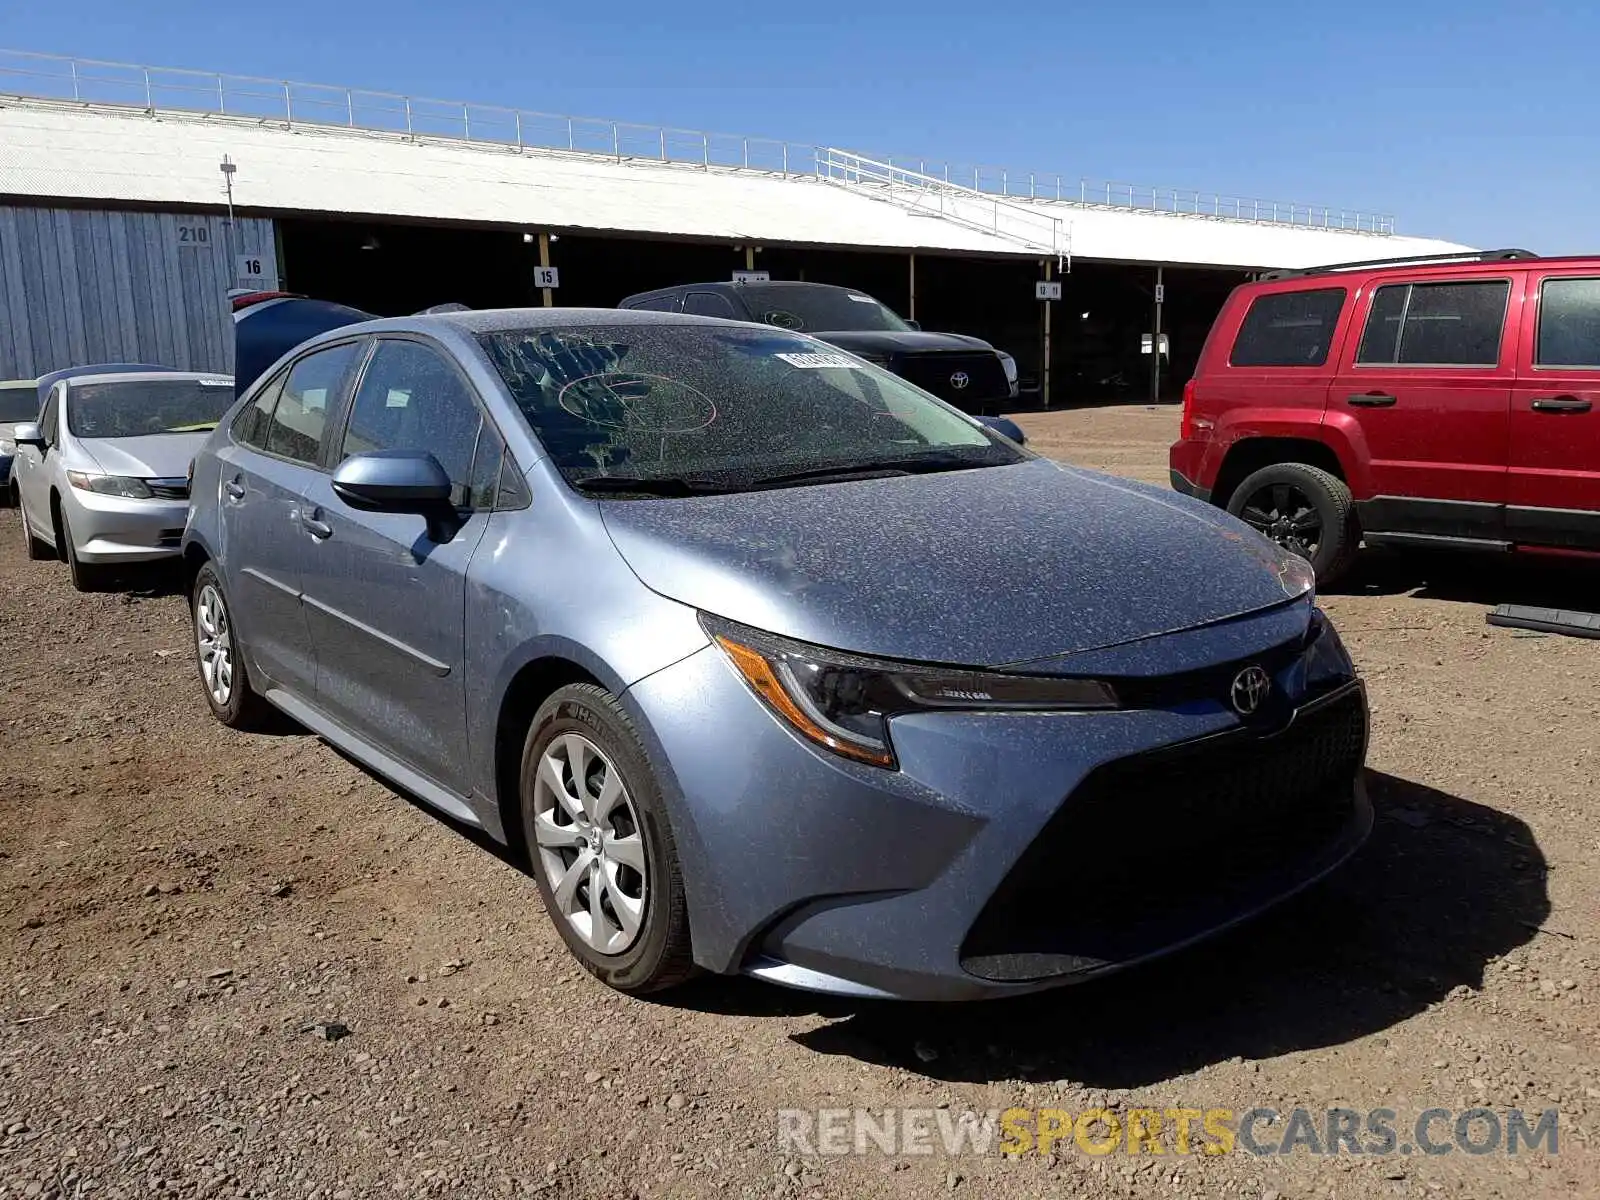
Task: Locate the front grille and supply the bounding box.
[960,687,1368,981]
[894,352,1009,408]
[158,528,184,547]
[147,480,189,500]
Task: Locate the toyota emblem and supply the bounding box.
[1229,666,1272,716]
[949,371,970,390]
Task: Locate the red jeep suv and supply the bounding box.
[1170,249,1600,581]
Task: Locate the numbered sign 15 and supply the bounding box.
[534,266,561,289]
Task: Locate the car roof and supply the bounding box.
[1249,248,1600,288]
[621,280,860,301]
[333,306,760,338]
[64,370,234,387]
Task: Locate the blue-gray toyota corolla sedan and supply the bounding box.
[184,300,1370,1001]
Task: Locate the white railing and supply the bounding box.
[0,48,1397,235]
[817,148,1068,257]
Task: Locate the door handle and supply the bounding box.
[300,510,333,540]
[224,478,246,500]
[1346,392,1398,408]
[1530,396,1593,413]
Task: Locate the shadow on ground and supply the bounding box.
[691,770,1548,1087]
[1334,548,1600,612]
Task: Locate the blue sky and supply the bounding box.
[3,0,1594,251]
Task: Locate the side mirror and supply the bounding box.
[905,320,921,332]
[12,422,45,452]
[332,451,458,540]
[975,415,1027,446]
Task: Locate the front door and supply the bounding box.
[217,341,362,695]
[1507,271,1600,549]
[15,384,58,545]
[297,337,500,796]
[1329,274,1520,542]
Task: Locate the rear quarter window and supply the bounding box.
[1228,288,1348,367]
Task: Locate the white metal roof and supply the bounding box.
[0,100,1472,270]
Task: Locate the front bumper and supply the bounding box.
[626,621,1369,1002]
[62,487,189,563]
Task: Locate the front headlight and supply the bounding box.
[1302,608,1356,690]
[703,615,1117,768]
[0,438,14,455]
[851,351,891,368]
[997,351,1019,385]
[66,471,153,499]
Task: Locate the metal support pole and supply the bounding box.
[1150,266,1164,404]
[745,246,756,272]
[70,61,80,101]
[908,253,916,324]
[1042,258,1053,409]
[539,232,553,308]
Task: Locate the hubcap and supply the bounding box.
[531,733,647,956]
[195,584,235,707]
[1240,483,1323,562]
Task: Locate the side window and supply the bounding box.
[232,369,287,449]
[631,293,682,314]
[1536,278,1600,368]
[467,425,504,510]
[1228,288,1347,367]
[342,340,484,507]
[41,386,61,444]
[266,342,359,465]
[682,291,739,318]
[1356,280,1510,367]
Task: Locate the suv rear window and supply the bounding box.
[1228,288,1347,367]
[1356,280,1510,367]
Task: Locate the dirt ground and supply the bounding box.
[2,404,1597,1200]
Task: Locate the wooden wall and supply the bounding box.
[0,205,279,379]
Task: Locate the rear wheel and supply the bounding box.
[192,563,275,730]
[59,509,111,592]
[520,683,696,994]
[1228,462,1359,584]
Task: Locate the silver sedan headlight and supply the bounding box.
[66,471,153,499]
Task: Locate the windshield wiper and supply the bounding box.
[748,452,989,491]
[572,475,734,497]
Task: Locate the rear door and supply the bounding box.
[1328,273,1520,542]
[216,341,363,695]
[296,336,498,795]
[1508,271,1600,548]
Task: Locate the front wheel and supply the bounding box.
[1227,462,1359,584]
[520,683,696,994]
[59,510,111,592]
[19,497,52,560]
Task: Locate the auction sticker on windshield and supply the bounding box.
[775,351,863,369]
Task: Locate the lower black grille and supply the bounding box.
[147,482,190,500]
[960,686,1368,981]
[158,528,184,547]
[894,353,1009,410]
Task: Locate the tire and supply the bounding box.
[192,563,275,730]
[520,683,696,994]
[1227,462,1360,584]
[59,509,111,592]
[19,497,52,561]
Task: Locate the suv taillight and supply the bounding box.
[1180,379,1197,440]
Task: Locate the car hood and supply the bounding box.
[599,458,1310,667]
[812,329,995,355]
[78,433,210,480]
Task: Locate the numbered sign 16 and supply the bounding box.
[237,254,267,280]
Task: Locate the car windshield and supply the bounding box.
[737,285,913,333]
[477,325,1024,494]
[65,379,235,438]
[0,387,37,423]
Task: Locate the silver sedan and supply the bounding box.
[13,371,234,590]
